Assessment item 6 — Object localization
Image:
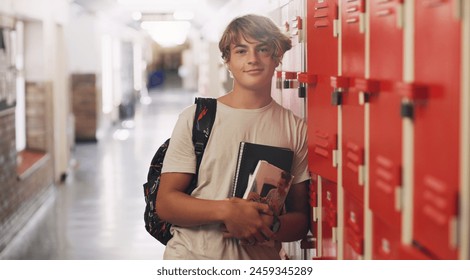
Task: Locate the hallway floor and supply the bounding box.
[0,80,197,259]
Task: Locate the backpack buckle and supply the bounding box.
[194,142,204,156]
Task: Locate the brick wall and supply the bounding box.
[0,82,54,253]
[0,109,18,216]
[71,73,98,141]
[25,82,51,151]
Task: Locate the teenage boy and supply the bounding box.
[156,14,310,260]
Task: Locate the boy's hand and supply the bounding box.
[220,197,274,245]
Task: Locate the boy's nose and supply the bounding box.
[247,51,259,64]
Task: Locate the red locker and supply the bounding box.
[320,178,338,259]
[372,216,401,259]
[343,190,364,259]
[413,0,461,259]
[306,0,339,182]
[368,0,404,228]
[339,0,367,202]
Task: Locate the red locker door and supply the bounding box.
[343,190,364,259]
[341,0,365,78]
[341,83,365,202]
[321,178,338,259]
[413,0,461,259]
[306,0,339,182]
[369,0,404,229]
[340,0,367,202]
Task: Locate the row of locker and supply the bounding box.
[275,0,469,259]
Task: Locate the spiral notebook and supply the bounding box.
[231,141,294,198]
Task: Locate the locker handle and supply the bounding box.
[298,73,317,85]
[353,78,380,92]
[395,82,428,100]
[331,76,350,89]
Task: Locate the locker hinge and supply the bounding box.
[333,19,339,38]
[312,207,319,222]
[359,12,366,34]
[332,149,339,168]
[332,226,338,243]
[450,192,460,248]
[358,164,365,186]
[450,216,459,248]
[394,185,403,212]
[397,3,404,29]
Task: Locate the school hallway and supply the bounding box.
[0,77,196,260]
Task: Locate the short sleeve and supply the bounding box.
[161,105,197,174]
[290,118,310,185]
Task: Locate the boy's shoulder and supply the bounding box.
[179,103,198,118]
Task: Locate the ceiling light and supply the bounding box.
[140,21,191,47]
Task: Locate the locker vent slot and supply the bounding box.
[421,175,448,226]
[313,130,331,158]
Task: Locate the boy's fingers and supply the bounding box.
[254,202,272,215]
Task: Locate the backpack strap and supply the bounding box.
[189,97,217,192]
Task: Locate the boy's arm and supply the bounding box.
[156,172,273,242]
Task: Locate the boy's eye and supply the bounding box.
[235,49,246,54]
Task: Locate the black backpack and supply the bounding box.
[143,97,217,245]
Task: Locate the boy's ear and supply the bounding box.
[274,57,282,67]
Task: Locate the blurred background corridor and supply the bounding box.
[1,74,195,259]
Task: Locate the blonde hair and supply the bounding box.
[218,14,292,63]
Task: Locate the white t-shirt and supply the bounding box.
[161,99,309,259]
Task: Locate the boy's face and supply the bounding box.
[227,36,279,93]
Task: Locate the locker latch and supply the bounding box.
[330,76,350,106]
[331,90,343,106]
[396,82,428,119]
[400,102,414,119]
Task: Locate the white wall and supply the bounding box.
[64,6,101,73]
[23,22,44,81]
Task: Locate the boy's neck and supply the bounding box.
[220,87,273,109]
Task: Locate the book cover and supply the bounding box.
[243,160,294,216]
[231,142,293,198]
